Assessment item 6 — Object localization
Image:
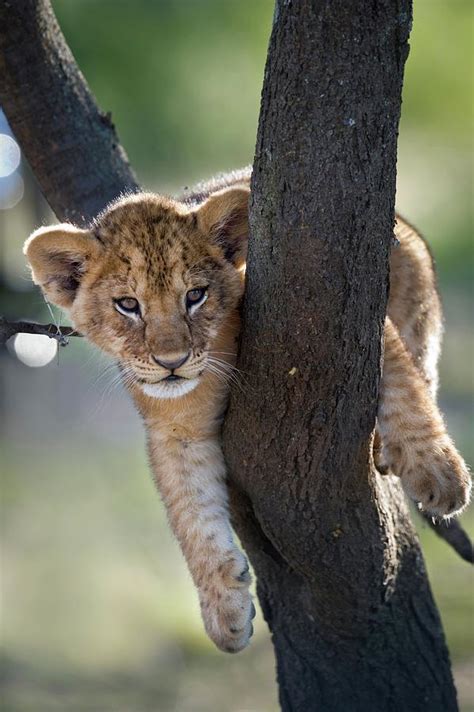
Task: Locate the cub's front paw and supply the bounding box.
[400,440,471,518]
[200,551,255,653]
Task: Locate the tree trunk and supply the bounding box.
[223,1,458,710]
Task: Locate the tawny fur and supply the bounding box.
[23,167,471,653]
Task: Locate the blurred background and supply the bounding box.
[1,1,472,710]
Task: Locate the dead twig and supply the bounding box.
[0,317,81,346]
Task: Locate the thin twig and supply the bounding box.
[0,317,81,345]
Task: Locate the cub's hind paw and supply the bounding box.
[374,458,390,476]
[401,441,472,518]
[373,431,390,475]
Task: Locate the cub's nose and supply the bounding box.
[152,351,190,371]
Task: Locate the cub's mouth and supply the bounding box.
[139,375,200,400]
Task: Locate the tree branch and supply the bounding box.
[0,0,139,226]
[419,511,474,564]
[0,317,80,346]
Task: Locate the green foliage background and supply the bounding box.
[1,1,472,710]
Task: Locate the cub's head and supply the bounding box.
[24,186,249,399]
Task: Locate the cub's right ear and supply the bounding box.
[23,224,101,309]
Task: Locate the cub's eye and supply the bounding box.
[186,287,208,311]
[114,297,140,317]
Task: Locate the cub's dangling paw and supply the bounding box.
[200,550,255,653]
[395,438,472,518]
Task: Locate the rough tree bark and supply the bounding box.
[0,0,138,225]
[224,2,459,710]
[0,1,465,710]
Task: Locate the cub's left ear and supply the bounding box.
[23,224,101,309]
[196,186,250,268]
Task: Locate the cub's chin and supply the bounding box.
[140,378,200,400]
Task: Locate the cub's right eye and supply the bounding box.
[114,297,141,318]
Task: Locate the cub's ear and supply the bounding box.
[23,224,101,309]
[196,186,250,268]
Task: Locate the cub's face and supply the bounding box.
[24,187,249,399]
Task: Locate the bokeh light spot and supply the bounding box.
[9,333,58,367]
[0,172,24,210]
[0,134,21,178]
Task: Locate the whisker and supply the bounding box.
[207,357,250,388]
[88,358,139,418]
[207,354,250,378]
[205,362,229,384]
[205,364,235,391]
[205,359,248,395]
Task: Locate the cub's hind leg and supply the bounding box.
[377,317,471,517]
[387,216,444,400]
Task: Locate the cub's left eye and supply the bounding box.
[114,297,141,317]
[186,287,208,311]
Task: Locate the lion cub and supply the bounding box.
[24,168,471,653]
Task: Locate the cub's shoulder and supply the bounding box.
[179,167,251,208]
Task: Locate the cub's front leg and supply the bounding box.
[147,428,254,653]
